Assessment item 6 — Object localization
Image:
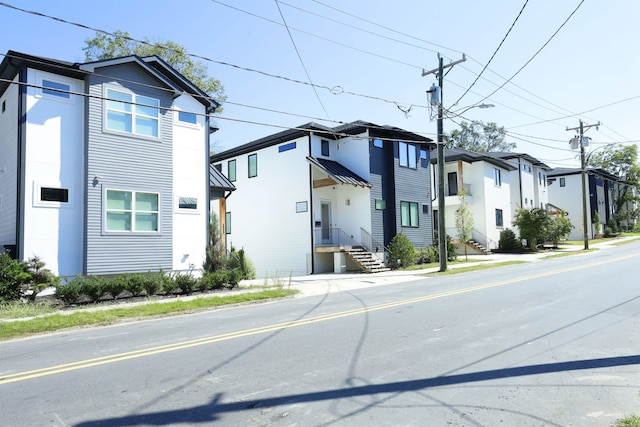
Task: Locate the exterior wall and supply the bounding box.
[85,64,173,275]
[478,163,512,247]
[172,94,208,272]
[0,75,19,251]
[548,173,588,240]
[221,135,312,278]
[21,69,84,277]
[533,168,549,209]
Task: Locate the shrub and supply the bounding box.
[102,276,127,300]
[446,235,458,262]
[607,217,619,234]
[82,276,107,302]
[499,228,522,251]
[415,246,438,264]
[23,256,60,302]
[141,273,162,297]
[604,226,614,237]
[0,251,30,303]
[201,271,226,290]
[388,232,415,269]
[174,273,197,294]
[161,272,178,295]
[225,269,241,289]
[228,248,256,280]
[124,273,145,297]
[54,277,83,305]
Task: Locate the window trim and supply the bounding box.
[33,182,73,208]
[225,212,232,234]
[495,208,504,228]
[321,139,330,156]
[175,195,199,213]
[104,86,160,139]
[400,201,419,228]
[559,177,566,187]
[375,199,386,210]
[279,142,297,153]
[248,153,258,178]
[399,142,417,169]
[35,72,75,104]
[104,189,160,234]
[176,110,198,127]
[493,168,502,187]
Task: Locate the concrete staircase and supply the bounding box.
[344,247,390,273]
[466,239,491,255]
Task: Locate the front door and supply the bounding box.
[321,201,332,244]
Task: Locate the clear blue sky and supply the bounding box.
[1,0,638,167]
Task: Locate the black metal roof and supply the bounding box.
[209,165,236,191]
[307,156,371,188]
[430,147,517,171]
[547,167,620,182]
[487,151,551,170]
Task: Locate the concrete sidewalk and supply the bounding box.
[276,236,640,298]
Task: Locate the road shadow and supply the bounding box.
[74,354,640,426]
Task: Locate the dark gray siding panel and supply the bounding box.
[394,144,432,248]
[85,64,173,274]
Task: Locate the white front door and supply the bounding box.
[321,201,332,244]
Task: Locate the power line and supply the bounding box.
[451,0,530,108]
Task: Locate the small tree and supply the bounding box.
[203,214,227,273]
[454,189,474,260]
[388,232,415,269]
[499,228,522,251]
[513,208,551,249]
[546,212,574,245]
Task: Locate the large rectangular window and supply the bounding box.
[400,201,419,227]
[399,142,417,169]
[248,154,257,178]
[106,89,159,137]
[106,190,159,232]
[447,172,458,196]
[228,159,236,182]
[495,208,504,227]
[493,168,502,187]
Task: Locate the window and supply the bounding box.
[42,79,71,99]
[321,139,329,156]
[495,209,503,227]
[178,111,197,125]
[248,154,257,178]
[401,201,419,227]
[228,160,236,182]
[447,172,458,196]
[41,187,69,203]
[177,197,197,210]
[375,199,386,210]
[493,168,501,187]
[106,190,159,232]
[373,139,383,148]
[2,100,5,113]
[560,177,566,187]
[420,149,427,160]
[225,212,231,234]
[398,142,417,169]
[106,89,159,137]
[279,142,296,153]
[525,198,528,205]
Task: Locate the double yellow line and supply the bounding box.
[1,252,636,385]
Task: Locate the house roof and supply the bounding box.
[547,167,620,182]
[210,120,434,163]
[430,147,517,171]
[0,50,218,111]
[209,165,236,192]
[487,151,551,170]
[307,156,371,188]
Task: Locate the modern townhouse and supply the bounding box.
[210,121,435,277]
[0,50,219,278]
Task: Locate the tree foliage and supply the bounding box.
[587,144,640,228]
[388,232,415,269]
[454,189,474,260]
[83,30,225,107]
[513,208,573,249]
[446,120,515,152]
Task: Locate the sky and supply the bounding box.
[1,0,639,168]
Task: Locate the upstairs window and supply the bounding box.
[399,142,417,169]
[400,201,419,227]
[178,111,197,125]
[106,89,159,138]
[248,154,257,178]
[41,187,69,203]
[228,160,236,182]
[321,139,330,156]
[42,79,71,99]
[493,168,502,187]
[560,177,566,187]
[373,139,383,148]
[495,209,504,227]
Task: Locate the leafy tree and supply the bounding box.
[203,214,227,273]
[388,232,415,269]
[545,212,574,245]
[513,208,551,249]
[446,120,515,152]
[454,189,474,260]
[587,144,640,229]
[83,30,225,108]
[498,228,522,251]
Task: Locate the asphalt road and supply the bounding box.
[1,242,639,426]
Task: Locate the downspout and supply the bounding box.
[308,133,315,274]
[205,108,215,253]
[518,157,523,208]
[16,67,27,261]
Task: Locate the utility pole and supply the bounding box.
[422,54,466,272]
[567,119,600,250]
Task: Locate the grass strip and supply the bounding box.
[0,288,298,341]
[613,415,640,427]
[423,261,527,276]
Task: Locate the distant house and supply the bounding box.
[0,50,219,278]
[547,167,620,239]
[210,121,435,277]
[431,147,516,253]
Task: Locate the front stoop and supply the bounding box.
[466,239,491,255]
[344,247,390,273]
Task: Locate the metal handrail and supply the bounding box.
[360,228,389,254]
[314,227,359,249]
[471,229,497,250]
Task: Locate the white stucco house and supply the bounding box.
[0,50,220,278]
[430,147,516,253]
[210,121,436,277]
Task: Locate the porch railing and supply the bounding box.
[314,227,359,249]
[360,228,388,254]
[471,229,498,251]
